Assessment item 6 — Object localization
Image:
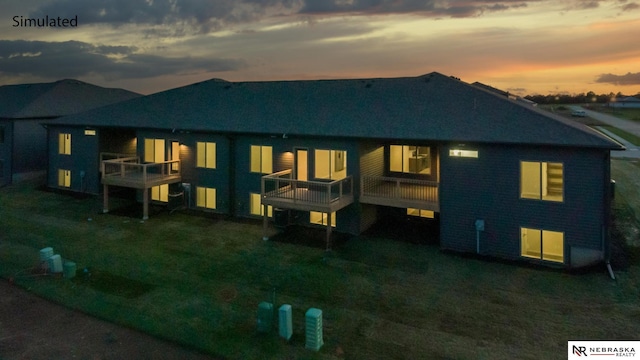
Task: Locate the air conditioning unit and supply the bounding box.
[257,302,273,333]
[279,304,293,341]
[305,308,324,351]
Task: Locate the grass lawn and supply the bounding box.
[1,179,640,360]
[595,107,640,122]
[598,125,640,146]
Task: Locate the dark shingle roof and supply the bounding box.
[0,79,140,119]
[49,72,622,149]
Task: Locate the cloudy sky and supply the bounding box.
[1,0,639,95]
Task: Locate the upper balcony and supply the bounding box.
[101,153,181,189]
[261,169,354,213]
[360,175,439,211]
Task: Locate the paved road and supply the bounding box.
[571,106,640,159]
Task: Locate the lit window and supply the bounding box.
[250,193,272,217]
[520,161,563,201]
[315,149,347,180]
[449,149,478,158]
[58,169,71,187]
[144,138,165,163]
[521,227,564,263]
[310,211,336,227]
[196,142,216,169]
[59,133,71,155]
[84,129,96,136]
[390,145,431,174]
[407,208,435,218]
[250,145,272,174]
[196,186,216,209]
[151,184,168,202]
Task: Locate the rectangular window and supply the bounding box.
[407,208,435,218]
[196,142,216,169]
[521,227,564,263]
[449,149,478,158]
[58,169,71,188]
[144,138,165,163]
[250,145,272,174]
[310,211,336,227]
[520,161,563,202]
[390,145,431,174]
[151,184,168,202]
[0,160,4,178]
[0,126,5,144]
[84,129,96,136]
[314,149,347,180]
[58,133,71,155]
[250,193,272,217]
[196,186,216,209]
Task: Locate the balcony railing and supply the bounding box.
[261,169,354,212]
[101,155,181,189]
[360,175,439,211]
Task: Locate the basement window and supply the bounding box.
[196,186,216,209]
[0,126,4,143]
[151,184,168,202]
[84,129,96,136]
[407,208,435,218]
[250,193,272,217]
[521,227,564,263]
[310,211,336,227]
[58,169,70,188]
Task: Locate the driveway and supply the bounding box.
[571,106,640,159]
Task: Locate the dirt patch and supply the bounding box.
[0,280,220,360]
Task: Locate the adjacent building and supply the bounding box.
[0,79,140,186]
[44,73,624,268]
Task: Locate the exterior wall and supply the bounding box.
[134,129,232,214]
[439,142,608,267]
[234,135,361,235]
[13,119,47,176]
[0,120,13,187]
[47,126,99,193]
[358,142,384,232]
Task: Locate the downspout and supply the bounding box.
[604,151,615,280]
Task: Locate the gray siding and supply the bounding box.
[13,120,47,175]
[47,126,99,193]
[358,142,385,232]
[439,143,607,266]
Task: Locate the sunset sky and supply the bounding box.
[1,0,639,96]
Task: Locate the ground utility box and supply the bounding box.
[279,304,293,341]
[257,302,274,333]
[305,308,324,351]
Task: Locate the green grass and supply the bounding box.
[596,107,640,122]
[2,179,640,359]
[598,125,640,146]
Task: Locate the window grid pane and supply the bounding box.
[520,161,541,199]
[250,145,261,173]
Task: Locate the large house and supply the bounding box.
[44,72,623,268]
[0,79,140,187]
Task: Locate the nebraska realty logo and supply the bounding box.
[569,341,638,358]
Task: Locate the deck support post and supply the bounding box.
[103,184,109,213]
[262,204,269,241]
[142,188,149,220]
[326,212,332,251]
